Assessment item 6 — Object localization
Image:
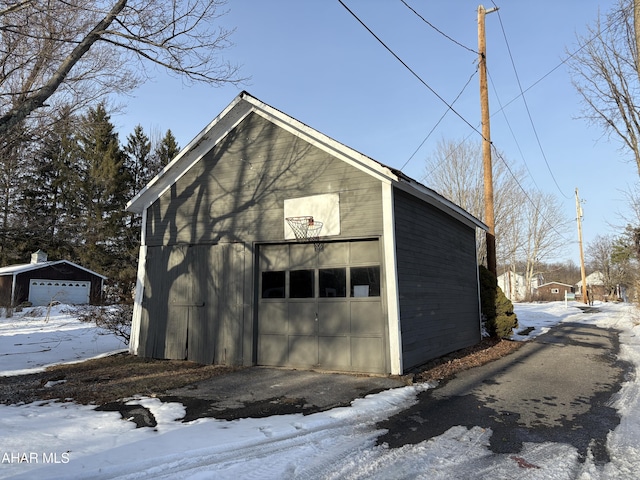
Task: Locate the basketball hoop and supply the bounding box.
[286,216,324,252]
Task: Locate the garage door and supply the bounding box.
[257,240,387,373]
[139,243,247,365]
[29,279,90,306]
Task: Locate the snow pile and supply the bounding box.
[0,305,127,376]
[510,301,581,341]
[581,303,640,479]
[1,302,639,479]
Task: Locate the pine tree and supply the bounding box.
[0,123,33,265]
[76,103,131,290]
[1,101,180,302]
[154,129,180,167]
[21,107,82,260]
[124,125,152,197]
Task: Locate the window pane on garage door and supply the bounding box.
[350,267,381,297]
[319,268,346,297]
[261,271,285,298]
[290,270,314,298]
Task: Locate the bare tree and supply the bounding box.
[0,0,242,136]
[520,191,570,300]
[423,138,484,216]
[587,234,634,297]
[422,137,525,268]
[567,0,640,174]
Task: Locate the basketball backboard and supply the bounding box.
[283,193,340,240]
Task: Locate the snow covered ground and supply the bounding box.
[0,301,639,479]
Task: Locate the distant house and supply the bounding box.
[497,271,544,302]
[0,250,106,307]
[125,91,488,375]
[534,282,574,301]
[575,272,609,301]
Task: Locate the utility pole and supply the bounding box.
[478,5,498,276]
[575,188,588,304]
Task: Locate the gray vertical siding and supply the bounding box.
[146,112,384,247]
[139,110,482,371]
[139,243,247,365]
[140,112,385,366]
[393,188,481,371]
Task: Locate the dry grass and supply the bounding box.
[413,338,523,383]
[0,354,238,405]
[1,339,523,406]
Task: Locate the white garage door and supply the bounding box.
[28,279,91,306]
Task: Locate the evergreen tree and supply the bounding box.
[21,107,82,260]
[124,125,152,197]
[154,129,180,167]
[75,103,131,289]
[0,100,180,303]
[479,265,518,338]
[0,123,33,265]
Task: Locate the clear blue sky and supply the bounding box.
[115,1,630,264]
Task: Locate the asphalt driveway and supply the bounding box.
[102,318,630,467]
[156,367,407,422]
[377,321,631,465]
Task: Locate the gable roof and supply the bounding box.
[126,91,487,231]
[576,271,605,287]
[536,282,573,288]
[0,260,107,279]
[497,272,544,280]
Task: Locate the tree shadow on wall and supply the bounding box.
[139,113,330,364]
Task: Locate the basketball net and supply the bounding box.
[285,216,324,252]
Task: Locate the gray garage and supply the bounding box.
[126,91,486,375]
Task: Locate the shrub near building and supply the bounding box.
[480,265,518,338]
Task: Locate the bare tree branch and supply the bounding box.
[0,0,243,137]
[568,0,640,175]
[422,137,527,267]
[0,0,127,135]
[0,0,33,19]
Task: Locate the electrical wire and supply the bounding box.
[400,67,478,172]
[491,144,574,243]
[420,131,476,182]
[492,4,571,200]
[487,68,542,194]
[488,1,615,123]
[399,0,478,55]
[338,0,578,244]
[337,0,486,142]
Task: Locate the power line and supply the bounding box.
[486,68,574,244]
[337,0,486,141]
[487,68,543,193]
[420,131,476,182]
[400,67,478,172]
[337,0,582,243]
[487,0,616,121]
[492,5,571,200]
[399,0,478,55]
[491,144,574,243]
